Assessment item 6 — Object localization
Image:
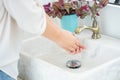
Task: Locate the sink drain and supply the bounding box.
[66,60,81,69]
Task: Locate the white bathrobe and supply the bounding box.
[0,0,46,67]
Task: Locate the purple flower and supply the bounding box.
[43,3,51,13]
[43,0,108,19]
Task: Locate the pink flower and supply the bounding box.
[43,3,51,13]
[81,5,89,11]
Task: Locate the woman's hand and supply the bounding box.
[55,30,85,54]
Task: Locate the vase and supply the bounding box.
[61,14,78,32]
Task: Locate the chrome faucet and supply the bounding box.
[75,16,101,39]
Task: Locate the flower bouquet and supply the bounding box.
[43,0,108,32]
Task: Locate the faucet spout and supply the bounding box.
[75,25,91,33]
[75,17,101,39]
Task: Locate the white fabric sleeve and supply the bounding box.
[3,0,46,34]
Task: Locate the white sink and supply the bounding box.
[18,32,120,80]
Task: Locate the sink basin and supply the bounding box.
[18,32,120,80]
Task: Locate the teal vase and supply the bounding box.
[61,14,78,32]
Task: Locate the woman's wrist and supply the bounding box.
[42,14,63,43]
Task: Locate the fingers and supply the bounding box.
[65,46,81,54]
[58,38,85,54]
[67,36,85,54]
[72,44,80,54]
[69,42,85,54]
[75,41,85,49]
[56,30,85,54]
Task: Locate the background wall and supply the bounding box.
[100,4,120,39]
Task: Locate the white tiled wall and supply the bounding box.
[100,4,120,39]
